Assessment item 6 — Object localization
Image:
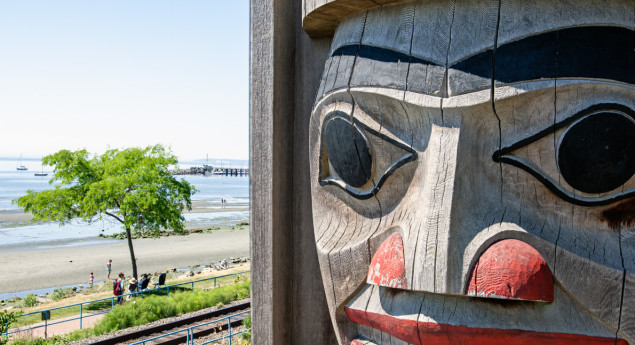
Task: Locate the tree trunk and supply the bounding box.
[125,226,138,279]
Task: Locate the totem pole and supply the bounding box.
[306,0,635,344]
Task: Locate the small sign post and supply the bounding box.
[41,311,50,339]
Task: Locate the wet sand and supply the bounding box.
[0,201,248,226]
[0,228,250,294]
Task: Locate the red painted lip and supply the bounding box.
[345,307,628,345]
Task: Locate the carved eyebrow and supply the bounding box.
[456,26,635,85]
[331,44,441,66]
[330,26,634,87]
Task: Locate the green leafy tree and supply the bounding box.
[14,144,196,279]
[1,309,21,345]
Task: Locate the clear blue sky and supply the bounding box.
[0,1,248,161]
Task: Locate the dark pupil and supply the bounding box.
[558,112,635,194]
[324,117,372,188]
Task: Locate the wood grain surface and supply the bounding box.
[304,0,634,344]
[252,0,634,343]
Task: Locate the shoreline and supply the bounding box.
[0,228,250,295]
[0,201,248,226]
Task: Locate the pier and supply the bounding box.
[171,165,249,176]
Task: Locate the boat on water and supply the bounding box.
[35,158,48,176]
[16,154,27,171]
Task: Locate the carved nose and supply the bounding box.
[466,239,554,302]
[367,232,408,289]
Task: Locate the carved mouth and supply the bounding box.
[346,307,625,345]
[345,285,628,345]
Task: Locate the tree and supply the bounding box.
[0,310,21,345]
[14,144,197,279]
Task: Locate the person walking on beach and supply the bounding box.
[114,272,125,304]
[107,259,112,279]
[89,272,94,287]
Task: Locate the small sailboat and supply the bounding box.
[34,158,48,176]
[16,154,27,171]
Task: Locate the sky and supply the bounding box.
[0,1,248,161]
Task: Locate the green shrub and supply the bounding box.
[21,294,38,308]
[241,315,251,343]
[1,310,21,345]
[93,280,250,335]
[49,288,73,302]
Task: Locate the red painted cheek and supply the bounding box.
[467,239,554,302]
[367,232,408,289]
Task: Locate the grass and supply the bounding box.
[9,329,92,345]
[8,279,251,345]
[94,280,250,334]
[241,314,251,343]
[7,265,250,329]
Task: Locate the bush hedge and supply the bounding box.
[93,280,250,334]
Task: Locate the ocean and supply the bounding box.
[0,157,249,249]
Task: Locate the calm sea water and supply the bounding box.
[0,157,249,248]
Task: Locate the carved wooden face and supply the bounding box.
[308,1,635,344]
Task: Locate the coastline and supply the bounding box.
[0,228,250,295]
[0,201,247,225]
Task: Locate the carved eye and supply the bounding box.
[558,112,635,194]
[323,116,373,188]
[319,111,416,199]
[494,104,635,206]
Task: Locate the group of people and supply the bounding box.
[113,272,152,303]
[94,259,153,304]
[221,198,227,208]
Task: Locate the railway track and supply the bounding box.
[88,301,250,345]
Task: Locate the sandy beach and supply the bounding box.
[0,228,250,294]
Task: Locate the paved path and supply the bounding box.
[9,311,106,339]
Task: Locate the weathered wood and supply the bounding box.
[293,10,337,344]
[466,239,554,302]
[303,0,408,38]
[446,0,498,95]
[302,1,634,344]
[250,0,293,344]
[250,0,335,344]
[346,282,620,345]
[248,0,633,342]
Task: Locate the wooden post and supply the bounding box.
[250,0,335,344]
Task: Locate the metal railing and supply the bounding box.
[5,270,250,339]
[131,310,250,345]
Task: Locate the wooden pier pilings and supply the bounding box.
[171,166,249,176]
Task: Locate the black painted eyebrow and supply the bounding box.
[332,26,635,86]
[331,45,441,66]
[484,26,633,84]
